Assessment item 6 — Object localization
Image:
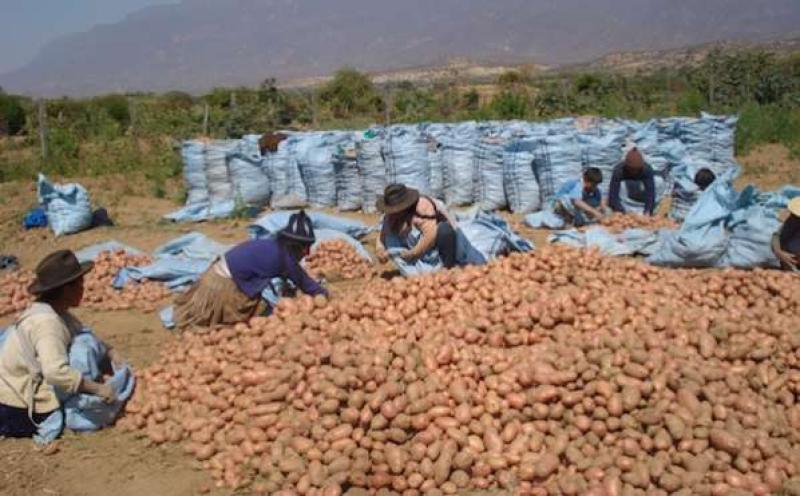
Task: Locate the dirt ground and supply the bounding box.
[0,144,796,496]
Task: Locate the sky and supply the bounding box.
[0,0,177,74]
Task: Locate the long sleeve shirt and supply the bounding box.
[225,238,327,299]
[608,162,656,215]
[0,303,84,414]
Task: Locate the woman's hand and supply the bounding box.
[96,383,117,404]
[399,250,415,262]
[376,248,389,264]
[776,248,798,269]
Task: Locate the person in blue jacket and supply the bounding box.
[553,167,606,227]
[608,147,656,216]
[173,210,327,329]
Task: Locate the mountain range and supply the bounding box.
[2,0,799,96]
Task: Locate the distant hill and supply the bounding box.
[2,0,799,96]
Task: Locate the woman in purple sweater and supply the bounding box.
[173,211,327,329]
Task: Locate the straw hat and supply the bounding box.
[789,197,800,217]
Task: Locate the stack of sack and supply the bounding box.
[166,113,739,222]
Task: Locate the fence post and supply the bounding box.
[384,86,392,126]
[128,97,136,136]
[38,99,48,160]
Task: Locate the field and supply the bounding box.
[0,143,796,496]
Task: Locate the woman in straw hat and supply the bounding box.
[0,250,117,438]
[173,210,327,330]
[375,183,459,269]
[772,197,800,271]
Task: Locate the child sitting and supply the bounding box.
[554,167,606,227]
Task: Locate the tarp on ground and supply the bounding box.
[163,200,246,223]
[383,209,534,277]
[37,174,93,236]
[114,232,230,291]
[248,210,371,240]
[74,241,144,263]
[548,227,661,257]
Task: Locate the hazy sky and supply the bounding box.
[0,0,177,74]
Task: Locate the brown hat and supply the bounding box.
[376,184,420,215]
[28,250,93,296]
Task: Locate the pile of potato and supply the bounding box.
[0,250,169,316]
[82,250,170,312]
[598,214,678,233]
[305,240,376,281]
[120,246,800,495]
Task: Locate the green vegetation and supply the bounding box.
[0,49,798,186]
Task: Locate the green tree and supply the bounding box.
[0,93,27,135]
[318,68,382,119]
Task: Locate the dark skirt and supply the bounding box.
[0,402,53,438]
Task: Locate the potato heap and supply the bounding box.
[597,214,678,233]
[0,270,33,317]
[119,246,800,496]
[0,250,169,316]
[305,240,376,281]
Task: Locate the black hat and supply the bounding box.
[28,250,93,296]
[376,184,420,215]
[278,210,316,245]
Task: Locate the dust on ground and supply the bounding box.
[0,144,796,496]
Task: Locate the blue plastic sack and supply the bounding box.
[334,138,362,211]
[384,125,430,194]
[37,174,93,236]
[678,113,738,166]
[296,133,340,208]
[440,123,478,206]
[229,143,270,207]
[204,140,238,203]
[503,141,541,213]
[532,134,583,205]
[647,168,754,268]
[63,330,136,432]
[181,140,208,205]
[474,136,508,211]
[62,331,135,432]
[357,129,386,213]
[249,210,370,240]
[23,207,48,230]
[266,136,308,209]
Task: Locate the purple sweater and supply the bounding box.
[224,239,326,299]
